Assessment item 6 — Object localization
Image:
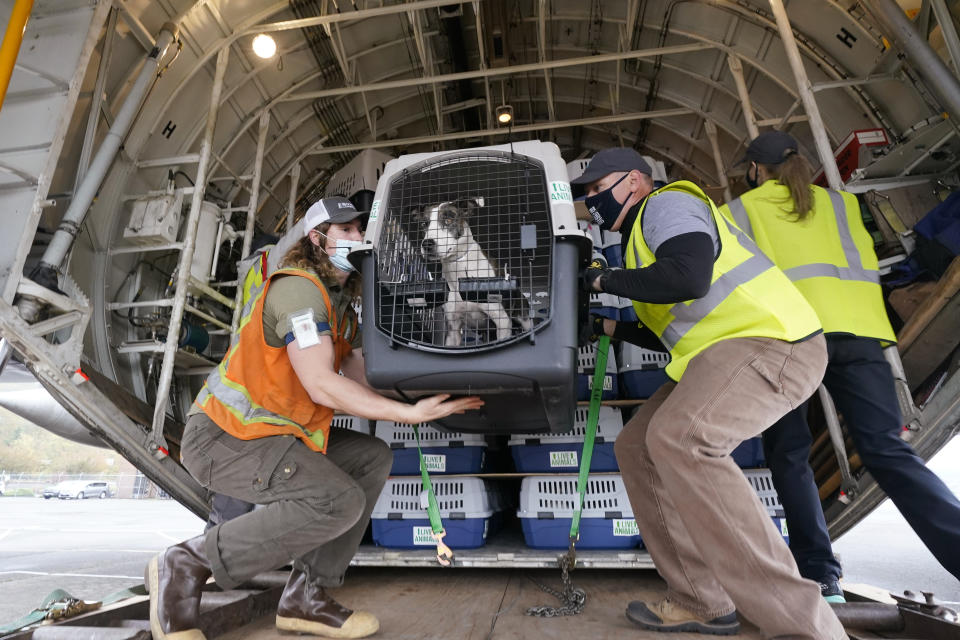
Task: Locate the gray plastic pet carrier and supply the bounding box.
[350,141,591,434]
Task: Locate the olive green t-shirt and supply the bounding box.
[189,272,360,417]
[261,273,362,349]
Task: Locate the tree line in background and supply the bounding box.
[0,407,134,474]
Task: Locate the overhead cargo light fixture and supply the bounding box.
[496,105,514,125]
[252,34,277,59]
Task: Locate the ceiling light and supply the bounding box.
[496,105,514,125]
[252,34,277,59]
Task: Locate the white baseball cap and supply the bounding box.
[266,197,367,275]
[303,196,366,228]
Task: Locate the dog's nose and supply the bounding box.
[422,238,436,253]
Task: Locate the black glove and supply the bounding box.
[581,256,608,293]
[578,313,608,346]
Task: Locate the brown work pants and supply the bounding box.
[181,413,393,590]
[615,334,847,639]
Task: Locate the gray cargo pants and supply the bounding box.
[181,413,393,590]
[614,335,848,640]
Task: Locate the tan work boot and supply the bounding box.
[275,568,379,638]
[626,598,740,635]
[146,535,211,639]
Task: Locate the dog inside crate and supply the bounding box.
[376,152,554,349]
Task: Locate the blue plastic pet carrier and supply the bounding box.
[370,477,504,549]
[517,475,642,549]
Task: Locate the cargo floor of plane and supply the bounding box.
[0,564,946,640]
[2,491,959,638]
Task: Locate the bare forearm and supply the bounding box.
[287,339,482,424]
[307,372,412,423]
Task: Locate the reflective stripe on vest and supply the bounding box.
[230,275,268,349]
[726,191,880,285]
[626,180,822,380]
[634,210,772,350]
[721,182,894,343]
[203,268,358,427]
[197,268,349,452]
[196,371,305,431]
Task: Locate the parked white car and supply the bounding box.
[57,480,114,499]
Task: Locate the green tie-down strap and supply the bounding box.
[0,584,147,634]
[570,335,610,543]
[412,421,454,566]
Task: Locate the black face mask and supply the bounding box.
[745,162,760,189]
[585,173,631,231]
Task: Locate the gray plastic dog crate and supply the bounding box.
[350,141,590,434]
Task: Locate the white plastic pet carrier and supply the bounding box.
[371,477,498,520]
[329,415,372,435]
[517,475,634,519]
[375,421,487,448]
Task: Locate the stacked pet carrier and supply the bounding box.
[329,415,373,435]
[508,392,640,549]
[516,475,641,549]
[745,469,790,544]
[375,421,487,475]
[619,343,671,401]
[577,339,619,401]
[370,476,505,549]
[508,406,623,473]
[369,421,502,549]
[353,141,592,435]
[370,420,504,549]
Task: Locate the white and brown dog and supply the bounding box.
[414,199,532,346]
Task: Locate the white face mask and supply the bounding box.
[316,231,361,272]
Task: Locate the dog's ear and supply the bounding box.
[456,198,480,217]
[408,205,424,221]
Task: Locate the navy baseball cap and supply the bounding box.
[740,131,799,165]
[571,148,653,185]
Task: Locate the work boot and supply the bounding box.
[146,535,211,640]
[626,598,740,635]
[275,568,379,638]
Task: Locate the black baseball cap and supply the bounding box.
[740,131,799,165]
[571,148,653,185]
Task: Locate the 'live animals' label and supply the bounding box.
[587,374,614,391]
[550,451,578,468]
[778,519,789,537]
[369,200,381,221]
[613,519,640,537]
[420,454,446,472]
[549,181,573,204]
[413,526,434,546]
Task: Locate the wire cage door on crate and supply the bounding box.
[375,151,554,351]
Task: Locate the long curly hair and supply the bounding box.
[280,222,362,301]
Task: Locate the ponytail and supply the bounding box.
[761,153,815,222]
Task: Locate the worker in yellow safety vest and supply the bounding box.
[575,147,844,639]
[146,197,483,640]
[719,130,960,599]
